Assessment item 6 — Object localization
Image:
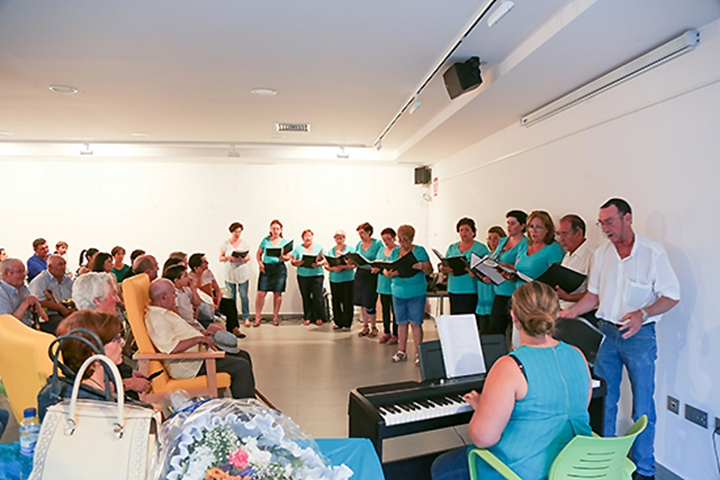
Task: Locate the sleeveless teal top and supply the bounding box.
[472,342,592,480]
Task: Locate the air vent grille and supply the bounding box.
[276,123,310,133]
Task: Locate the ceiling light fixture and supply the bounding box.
[49,85,78,95]
[269,134,285,139]
[408,96,422,115]
[336,147,350,159]
[0,131,12,136]
[373,0,499,149]
[251,88,277,97]
[79,143,93,155]
[130,132,149,138]
[487,1,514,27]
[375,142,382,151]
[228,145,240,158]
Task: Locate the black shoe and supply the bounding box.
[632,472,654,480]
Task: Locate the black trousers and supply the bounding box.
[487,295,512,335]
[297,275,326,322]
[449,292,478,315]
[380,294,397,336]
[199,351,255,399]
[330,281,354,328]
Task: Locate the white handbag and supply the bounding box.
[30,354,160,480]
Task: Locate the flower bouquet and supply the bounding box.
[155,398,352,480]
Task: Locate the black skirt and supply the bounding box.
[353,268,378,308]
[258,263,287,292]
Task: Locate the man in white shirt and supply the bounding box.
[29,254,75,333]
[145,278,255,398]
[0,258,48,326]
[555,214,595,311]
[561,198,680,480]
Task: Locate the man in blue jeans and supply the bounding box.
[561,198,680,480]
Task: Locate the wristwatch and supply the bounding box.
[640,308,649,321]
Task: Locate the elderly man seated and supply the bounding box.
[0,258,48,327]
[29,254,76,333]
[145,278,255,399]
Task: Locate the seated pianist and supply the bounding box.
[145,278,255,399]
[431,281,592,480]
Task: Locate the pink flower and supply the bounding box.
[228,447,249,470]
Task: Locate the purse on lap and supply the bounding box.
[30,354,161,480]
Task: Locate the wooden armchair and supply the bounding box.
[122,274,231,403]
[0,314,55,422]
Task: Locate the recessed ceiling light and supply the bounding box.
[130,132,149,138]
[0,131,12,136]
[49,85,78,95]
[251,88,277,97]
[269,134,285,139]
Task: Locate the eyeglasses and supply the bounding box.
[596,215,623,228]
[527,225,547,231]
[111,334,123,344]
[556,231,574,238]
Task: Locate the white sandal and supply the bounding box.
[391,351,408,363]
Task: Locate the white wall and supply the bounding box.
[429,18,720,479]
[0,161,428,314]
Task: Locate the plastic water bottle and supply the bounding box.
[19,407,41,457]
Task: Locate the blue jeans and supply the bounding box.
[431,446,471,480]
[594,321,657,477]
[226,281,250,320]
[393,295,426,325]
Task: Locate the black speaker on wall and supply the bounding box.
[414,166,431,185]
[443,56,482,100]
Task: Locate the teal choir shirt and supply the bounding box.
[445,241,489,294]
[292,243,324,277]
[355,239,383,269]
[259,237,291,264]
[389,245,430,299]
[375,247,394,295]
[492,236,528,297]
[514,241,565,285]
[328,244,356,283]
[473,342,591,480]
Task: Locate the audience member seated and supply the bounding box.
[28,254,76,334]
[162,256,184,276]
[91,252,114,273]
[163,264,203,324]
[131,254,159,281]
[27,237,50,282]
[145,279,255,399]
[431,281,592,480]
[38,310,150,420]
[76,247,99,276]
[71,272,149,397]
[0,248,7,261]
[189,253,222,308]
[0,258,48,327]
[111,246,131,282]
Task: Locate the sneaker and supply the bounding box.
[387,335,398,345]
[391,351,408,363]
[378,334,391,344]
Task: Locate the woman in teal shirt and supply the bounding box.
[373,227,399,344]
[431,281,592,480]
[324,230,355,331]
[290,229,325,326]
[439,217,490,319]
[354,222,383,338]
[254,219,291,327]
[485,211,528,335]
[514,211,564,282]
[385,224,433,364]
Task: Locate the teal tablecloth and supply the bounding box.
[0,438,384,480]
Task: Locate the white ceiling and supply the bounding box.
[0,0,718,163]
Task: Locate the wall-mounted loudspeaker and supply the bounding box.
[443,57,482,100]
[414,166,431,185]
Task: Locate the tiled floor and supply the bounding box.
[244,315,470,463]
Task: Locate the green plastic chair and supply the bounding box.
[468,415,648,480]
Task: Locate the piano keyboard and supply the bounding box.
[379,393,472,426]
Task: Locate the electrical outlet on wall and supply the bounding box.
[667,396,679,414]
[684,404,708,429]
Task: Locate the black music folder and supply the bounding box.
[344,252,371,267]
[554,316,604,366]
[231,250,249,259]
[325,255,347,267]
[266,240,294,257]
[536,263,586,293]
[300,254,321,268]
[432,248,469,276]
[391,251,419,278]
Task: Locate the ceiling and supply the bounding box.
[0,0,718,163]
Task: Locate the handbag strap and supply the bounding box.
[68,354,126,438]
[47,329,113,400]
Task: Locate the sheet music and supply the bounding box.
[435,314,486,378]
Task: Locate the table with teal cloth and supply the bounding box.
[0,437,384,480]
